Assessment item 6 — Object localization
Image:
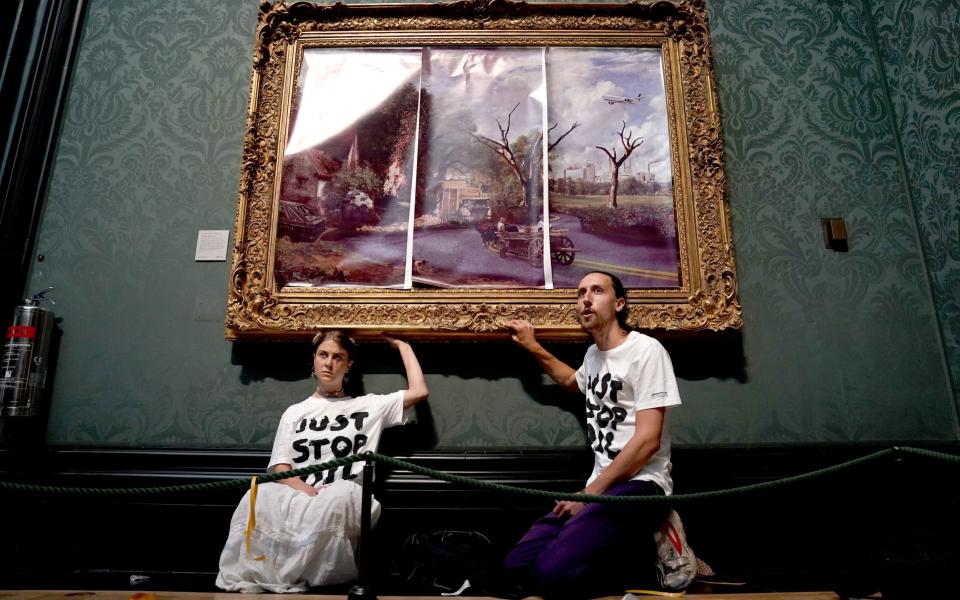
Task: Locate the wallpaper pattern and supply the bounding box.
[870,0,959,410]
[694,0,955,442]
[26,0,958,447]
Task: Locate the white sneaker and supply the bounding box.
[653,509,697,590]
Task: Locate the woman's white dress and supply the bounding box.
[215,479,381,592]
[216,390,407,592]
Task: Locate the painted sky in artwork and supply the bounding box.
[286,49,422,157]
[425,47,545,148]
[546,47,671,183]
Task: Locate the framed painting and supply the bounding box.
[226,0,741,340]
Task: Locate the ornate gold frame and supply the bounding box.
[226,0,740,340]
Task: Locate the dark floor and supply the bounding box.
[0,567,881,599]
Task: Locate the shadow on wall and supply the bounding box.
[227,330,747,388]
[225,330,747,450]
[227,337,593,449]
[228,338,447,450]
[230,340,313,385]
[360,339,589,449]
[662,329,747,383]
[511,339,593,440]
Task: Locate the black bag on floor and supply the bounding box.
[393,529,496,596]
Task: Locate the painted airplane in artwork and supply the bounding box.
[602,92,643,105]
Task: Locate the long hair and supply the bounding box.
[585,270,631,331]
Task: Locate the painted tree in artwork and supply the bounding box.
[328,81,420,213]
[470,102,579,208]
[596,121,643,208]
[481,140,524,215]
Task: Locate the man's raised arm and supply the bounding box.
[507,319,580,394]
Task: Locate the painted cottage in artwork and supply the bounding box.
[437,179,489,224]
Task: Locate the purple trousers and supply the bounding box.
[503,479,669,599]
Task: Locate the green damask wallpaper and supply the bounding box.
[26,0,959,447]
[870,0,960,415]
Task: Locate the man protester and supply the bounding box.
[504,271,697,598]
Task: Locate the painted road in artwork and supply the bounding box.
[547,213,679,289]
[322,211,679,289]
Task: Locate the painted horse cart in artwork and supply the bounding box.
[480,222,577,266]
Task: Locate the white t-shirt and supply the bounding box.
[269,390,407,486]
[575,331,682,495]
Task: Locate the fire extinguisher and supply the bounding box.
[1,287,55,418]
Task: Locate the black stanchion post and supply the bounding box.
[348,455,376,600]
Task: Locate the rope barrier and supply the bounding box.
[0,445,956,500]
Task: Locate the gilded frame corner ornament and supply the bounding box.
[226,0,741,341]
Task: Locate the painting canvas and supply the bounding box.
[546,47,679,289]
[274,46,679,291]
[412,47,547,288]
[276,48,421,288]
[227,1,742,339]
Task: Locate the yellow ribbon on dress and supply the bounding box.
[245,476,266,561]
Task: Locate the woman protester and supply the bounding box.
[216,330,428,592]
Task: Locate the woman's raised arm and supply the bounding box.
[383,336,429,408]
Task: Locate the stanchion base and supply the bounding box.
[347,584,376,600]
